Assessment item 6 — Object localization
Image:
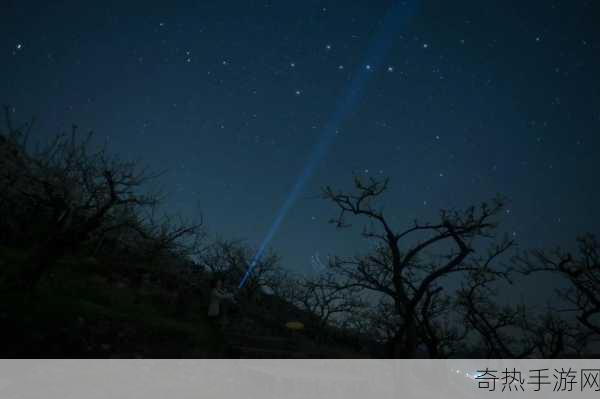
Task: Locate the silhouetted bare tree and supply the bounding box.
[321,175,509,357]
[516,234,600,352]
[456,264,535,358]
[275,271,366,333]
[524,311,585,357]
[198,238,281,299]
[0,108,202,290]
[457,269,582,358]
[418,285,469,357]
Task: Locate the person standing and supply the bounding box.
[207,277,234,328]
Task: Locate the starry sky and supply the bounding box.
[2,1,600,286]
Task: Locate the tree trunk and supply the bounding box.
[388,314,419,358]
[402,318,418,357]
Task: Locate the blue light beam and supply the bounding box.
[239,1,419,289]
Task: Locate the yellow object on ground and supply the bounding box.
[285,321,304,331]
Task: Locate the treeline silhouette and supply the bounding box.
[0,107,598,358]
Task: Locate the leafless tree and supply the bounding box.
[456,264,535,358]
[0,107,202,290]
[124,205,205,263]
[321,175,509,357]
[523,310,586,358]
[457,271,582,358]
[418,285,469,358]
[516,234,600,351]
[198,238,281,299]
[275,271,366,331]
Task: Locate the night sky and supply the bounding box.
[2,1,599,287]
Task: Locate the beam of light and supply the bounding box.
[239,1,419,289]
